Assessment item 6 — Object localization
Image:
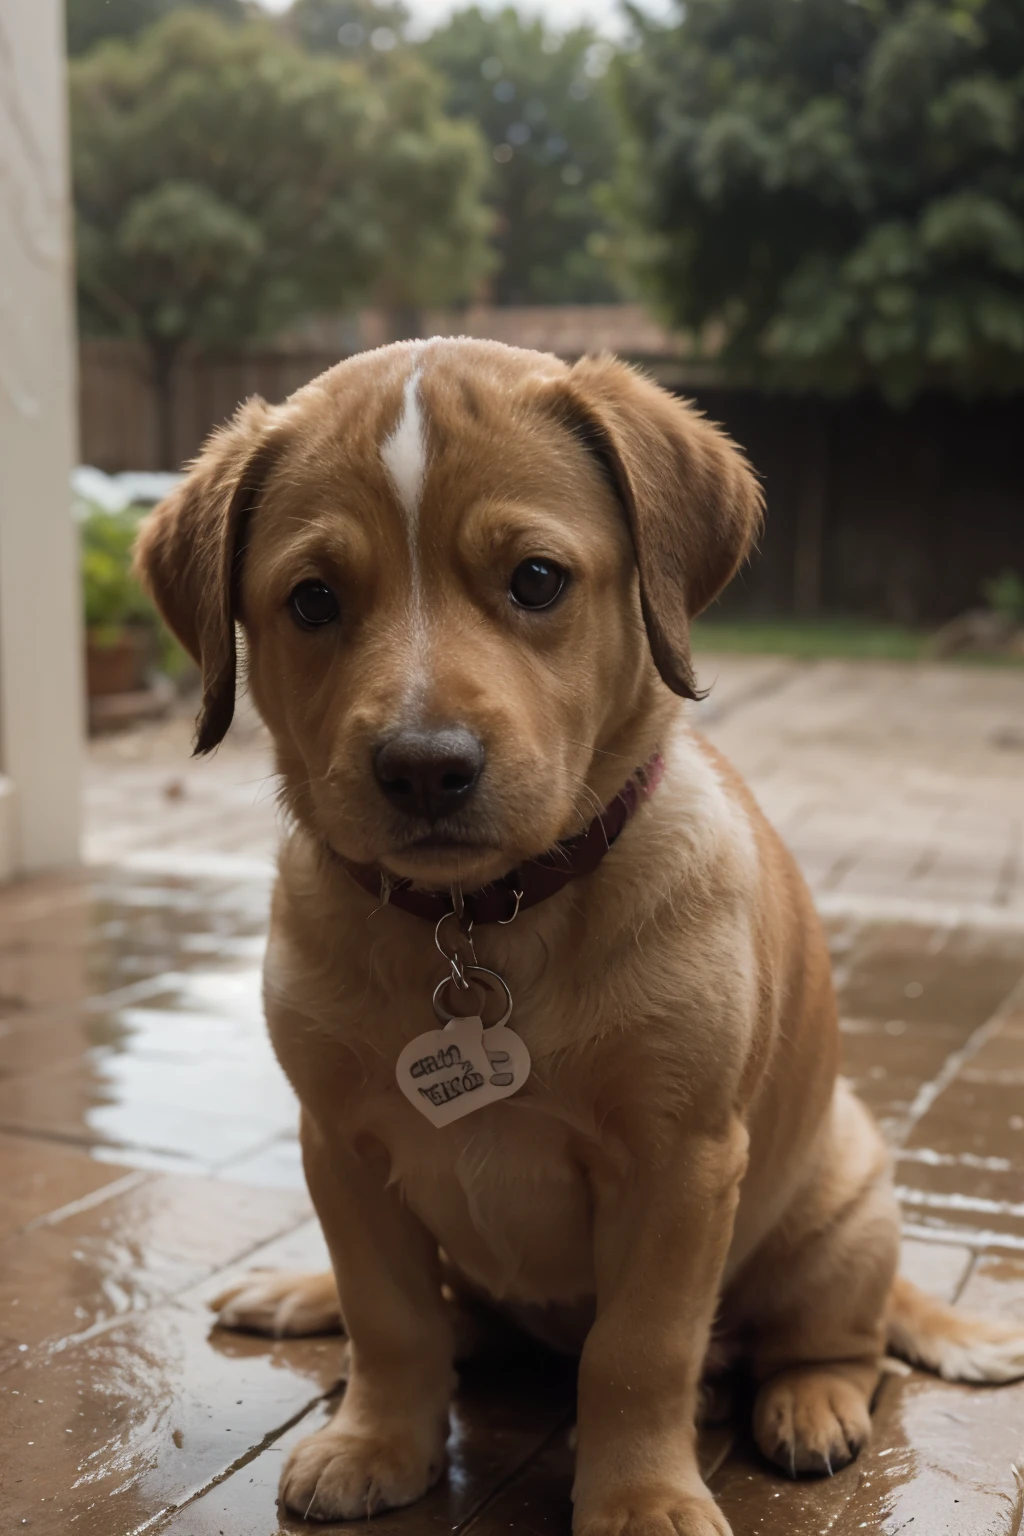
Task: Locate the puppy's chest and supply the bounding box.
[366,1091,595,1305]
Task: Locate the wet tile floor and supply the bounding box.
[1,869,1023,1535]
[5,665,1024,1536]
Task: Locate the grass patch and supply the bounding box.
[691,617,1024,665]
[691,618,926,661]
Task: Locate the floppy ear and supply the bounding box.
[539,355,763,700]
[134,396,278,754]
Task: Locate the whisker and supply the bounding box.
[561,737,631,763]
[566,773,605,822]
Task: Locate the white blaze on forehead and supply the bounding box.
[380,358,429,696]
[380,364,427,542]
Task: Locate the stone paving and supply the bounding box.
[85,655,1024,926]
[699,655,1024,929]
[1,655,1023,1534]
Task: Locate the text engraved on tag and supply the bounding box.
[395,1015,532,1128]
[410,1043,464,1078]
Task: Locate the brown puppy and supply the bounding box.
[137,340,1024,1536]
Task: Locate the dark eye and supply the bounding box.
[289,580,339,629]
[509,558,567,611]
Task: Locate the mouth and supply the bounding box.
[401,835,502,856]
[376,825,511,886]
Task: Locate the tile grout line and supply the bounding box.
[457,1409,577,1535]
[0,1115,223,1169]
[143,1394,332,1536]
[815,889,1024,934]
[901,1221,1024,1257]
[32,1206,319,1366]
[896,967,1024,1146]
[892,964,1024,1290]
[18,1167,152,1235]
[137,1371,576,1536]
[211,1127,300,1180]
[0,1117,130,1154]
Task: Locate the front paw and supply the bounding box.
[574,1490,732,1536]
[280,1422,445,1521]
[210,1269,341,1338]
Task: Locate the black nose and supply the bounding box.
[373,727,484,821]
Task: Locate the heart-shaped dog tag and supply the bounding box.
[396,1015,531,1129]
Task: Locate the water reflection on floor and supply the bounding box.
[0,871,307,1188]
[1,863,1023,1535]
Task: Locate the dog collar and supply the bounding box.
[333,753,664,926]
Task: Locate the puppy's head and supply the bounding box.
[136,340,761,887]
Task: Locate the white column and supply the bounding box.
[0,0,83,875]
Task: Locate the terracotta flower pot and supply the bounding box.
[85,627,151,698]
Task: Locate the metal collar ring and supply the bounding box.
[433,965,514,1028]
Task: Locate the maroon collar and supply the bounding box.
[333,753,664,925]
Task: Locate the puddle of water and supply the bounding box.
[0,871,293,1174]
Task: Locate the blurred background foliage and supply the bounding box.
[283,0,411,58]
[619,0,1024,399]
[66,0,246,55]
[79,505,190,679]
[420,8,622,303]
[66,0,1024,400]
[80,508,155,633]
[70,6,492,464]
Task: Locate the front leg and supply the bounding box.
[574,1117,748,1536]
[280,1108,454,1522]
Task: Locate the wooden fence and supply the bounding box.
[77,311,1024,625]
[79,339,340,473]
[695,387,1024,626]
[78,305,699,472]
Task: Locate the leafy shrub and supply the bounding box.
[983,570,1024,621]
[81,507,154,637]
[80,505,189,675]
[620,0,1024,399]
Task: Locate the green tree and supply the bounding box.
[620,0,1024,399]
[70,9,492,465]
[421,6,624,304]
[284,0,410,63]
[66,0,244,55]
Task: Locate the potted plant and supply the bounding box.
[81,506,164,697]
